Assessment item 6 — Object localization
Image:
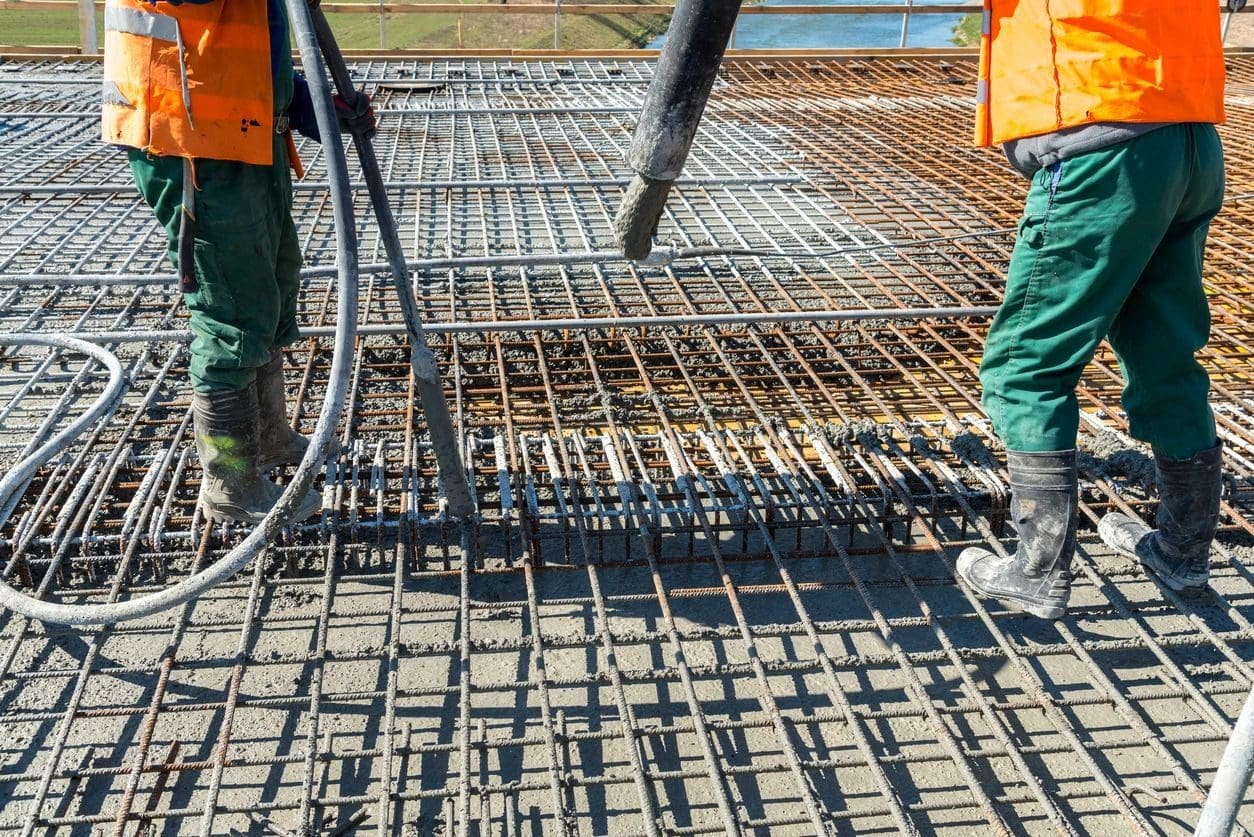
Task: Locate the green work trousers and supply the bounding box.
[129,132,302,393]
[980,123,1223,460]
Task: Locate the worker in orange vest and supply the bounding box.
[102,0,373,526]
[956,0,1227,618]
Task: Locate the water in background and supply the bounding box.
[648,0,967,49]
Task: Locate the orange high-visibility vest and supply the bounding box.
[974,0,1226,147]
[101,0,275,166]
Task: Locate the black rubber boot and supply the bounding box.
[1098,442,1222,591]
[957,450,1078,619]
[193,387,321,526]
[255,349,312,471]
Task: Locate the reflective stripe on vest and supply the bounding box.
[101,80,132,109]
[974,0,1225,147]
[103,5,193,128]
[100,0,274,167]
[973,0,992,147]
[104,5,178,40]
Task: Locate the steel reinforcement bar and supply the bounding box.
[0,54,1252,835]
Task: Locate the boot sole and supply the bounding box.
[959,578,1067,619]
[202,506,265,527]
[1097,516,1207,593]
[957,553,1066,620]
[992,596,1066,621]
[201,496,322,527]
[1137,559,1207,594]
[203,505,320,527]
[260,439,340,472]
[259,456,303,472]
[965,578,1066,620]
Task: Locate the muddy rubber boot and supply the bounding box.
[1098,442,1222,591]
[255,349,312,471]
[193,387,322,526]
[957,450,1078,619]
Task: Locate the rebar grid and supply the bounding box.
[1,54,1253,835]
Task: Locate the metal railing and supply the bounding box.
[8,2,985,55]
[0,0,1245,56]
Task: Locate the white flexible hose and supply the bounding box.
[1196,684,1254,836]
[0,334,127,497]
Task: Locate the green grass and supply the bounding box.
[0,4,668,50]
[952,12,980,47]
[335,8,668,50]
[323,11,456,50]
[0,9,86,46]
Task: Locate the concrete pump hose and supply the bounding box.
[0,0,360,627]
[307,4,475,519]
[615,173,674,262]
[1196,684,1254,836]
[0,334,127,499]
[615,0,742,260]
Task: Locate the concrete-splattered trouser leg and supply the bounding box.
[127,131,302,394]
[979,124,1222,458]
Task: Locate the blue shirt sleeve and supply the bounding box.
[267,0,320,141]
[289,73,322,142]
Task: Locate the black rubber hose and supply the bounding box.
[176,159,197,293]
[615,0,742,260]
[308,4,475,519]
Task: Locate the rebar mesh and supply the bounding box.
[1,54,1253,836]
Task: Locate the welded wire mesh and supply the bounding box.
[0,54,1253,835]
